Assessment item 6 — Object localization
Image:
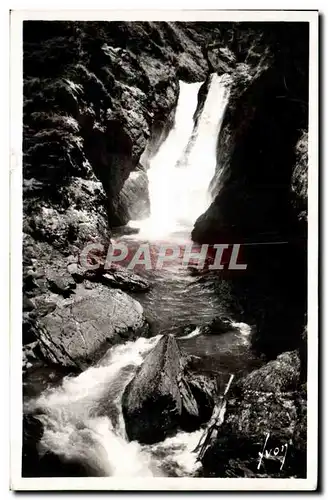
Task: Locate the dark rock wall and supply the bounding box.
[192,22,309,359]
[22,21,310,478]
[201,350,307,478]
[23,21,226,237]
[22,21,226,376]
[23,20,309,366]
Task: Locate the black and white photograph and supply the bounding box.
[9,9,318,491]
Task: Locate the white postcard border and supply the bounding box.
[10,9,319,491]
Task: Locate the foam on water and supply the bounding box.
[129,74,231,239]
[179,326,202,340]
[25,335,209,477]
[23,74,255,478]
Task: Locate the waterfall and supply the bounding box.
[26,336,161,477]
[129,73,231,239]
[24,74,242,480]
[26,335,203,477]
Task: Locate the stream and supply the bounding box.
[24,74,263,477]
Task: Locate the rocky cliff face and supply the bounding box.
[22,21,227,376]
[23,21,223,239]
[201,350,307,478]
[23,21,309,367]
[192,22,309,359]
[22,21,309,479]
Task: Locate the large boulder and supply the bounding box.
[203,316,234,335]
[35,284,149,370]
[22,235,151,374]
[191,26,308,360]
[122,334,214,444]
[201,350,307,478]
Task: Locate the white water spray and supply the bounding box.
[129,73,231,239]
[26,335,205,477]
[26,336,161,477]
[25,74,247,479]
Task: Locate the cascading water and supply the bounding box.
[26,336,162,477]
[26,335,203,477]
[25,73,258,478]
[129,73,232,238]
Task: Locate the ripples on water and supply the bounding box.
[24,231,261,478]
[121,236,224,330]
[24,75,262,478]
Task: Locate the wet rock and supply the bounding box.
[204,316,233,335]
[112,225,140,236]
[173,324,198,338]
[22,414,44,477]
[38,452,92,477]
[101,266,150,292]
[201,350,306,478]
[207,45,237,74]
[186,372,216,422]
[122,334,213,444]
[23,364,73,399]
[84,264,150,292]
[173,317,233,339]
[23,341,42,373]
[240,350,300,393]
[36,284,149,370]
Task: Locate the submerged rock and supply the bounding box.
[84,264,150,292]
[37,452,92,477]
[204,316,234,335]
[101,266,150,292]
[168,316,234,340]
[122,334,214,444]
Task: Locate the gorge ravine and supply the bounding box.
[22,21,308,479]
